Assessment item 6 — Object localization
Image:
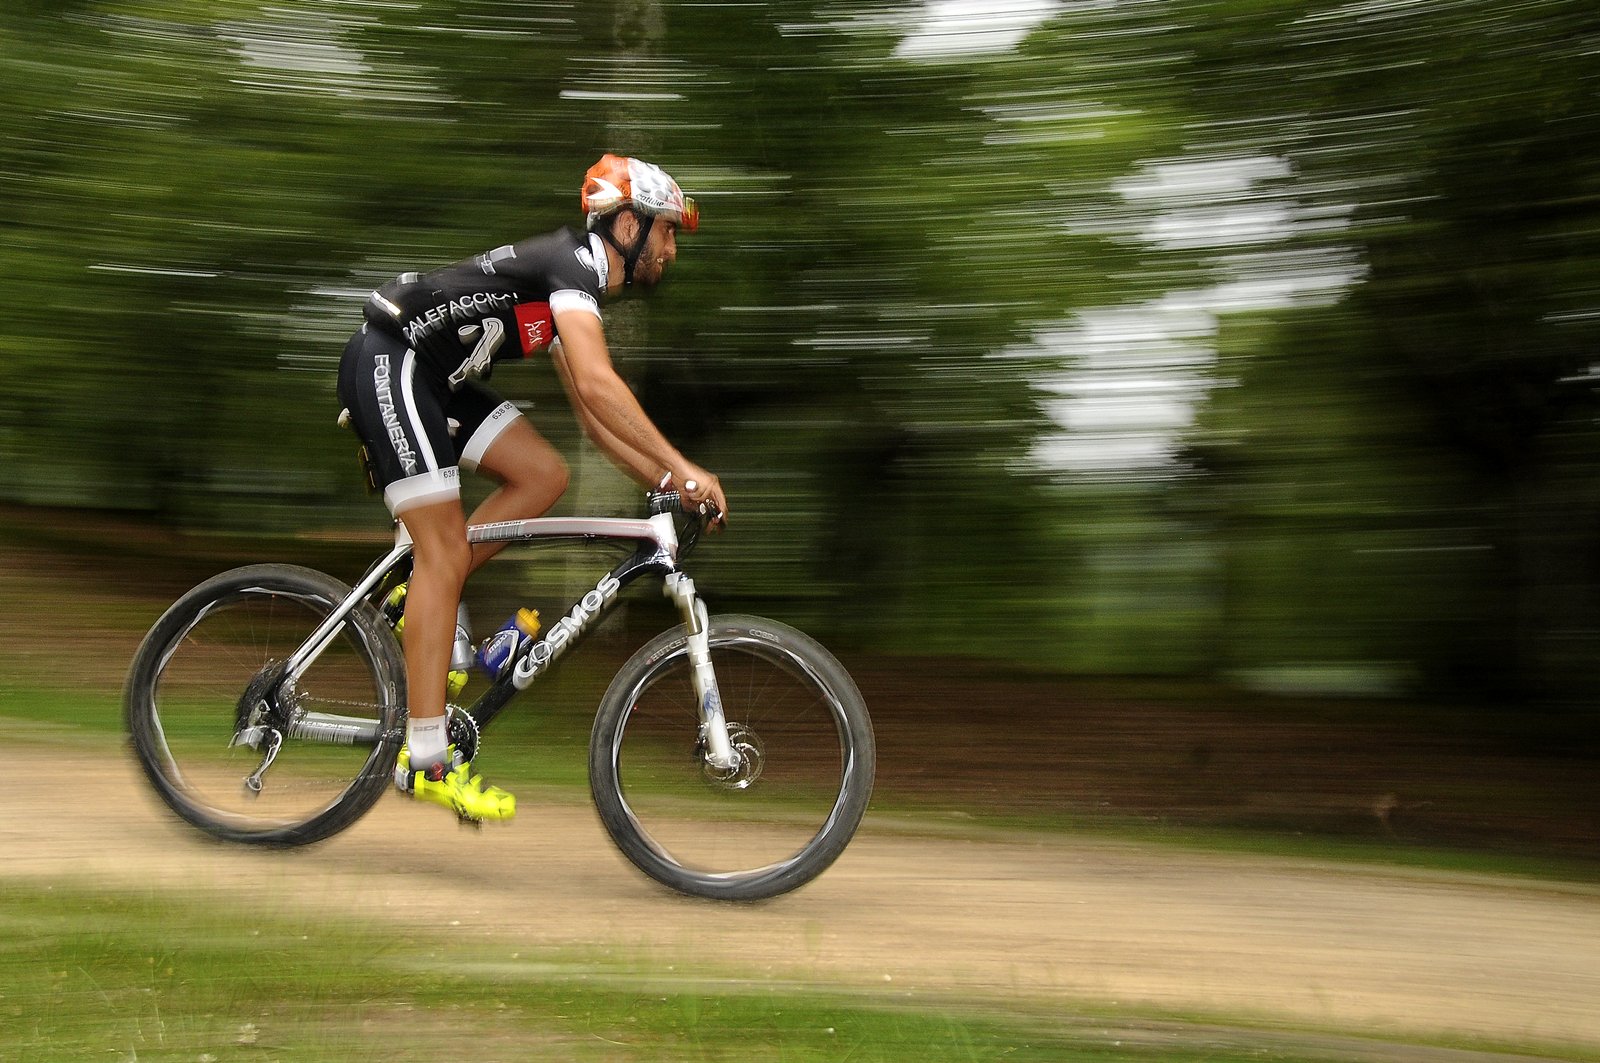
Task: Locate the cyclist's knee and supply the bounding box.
[507,445,567,499]
[543,454,571,500]
[416,532,472,590]
[480,420,568,503]
[401,504,473,588]
[496,452,567,517]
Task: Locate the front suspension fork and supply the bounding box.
[664,572,739,773]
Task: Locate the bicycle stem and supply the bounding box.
[664,571,739,773]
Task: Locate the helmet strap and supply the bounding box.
[597,210,654,288]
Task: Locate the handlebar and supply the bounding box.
[646,487,722,555]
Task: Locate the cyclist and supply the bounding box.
[336,154,728,823]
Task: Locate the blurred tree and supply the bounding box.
[639,5,1206,656]
[5,0,1598,703]
[1173,0,1600,699]
[0,0,598,521]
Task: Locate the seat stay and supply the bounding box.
[282,538,414,682]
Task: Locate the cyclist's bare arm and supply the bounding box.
[550,340,658,484]
[552,309,728,519]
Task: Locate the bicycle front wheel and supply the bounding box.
[590,615,875,901]
[125,564,405,846]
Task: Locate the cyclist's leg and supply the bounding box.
[338,330,515,820]
[395,497,471,728]
[391,501,517,822]
[337,329,467,744]
[449,387,570,571]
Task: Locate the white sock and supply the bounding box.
[407,715,450,769]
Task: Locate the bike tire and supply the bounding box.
[125,563,406,847]
[590,615,874,901]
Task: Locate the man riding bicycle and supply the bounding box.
[335,154,728,823]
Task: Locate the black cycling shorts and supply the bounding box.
[336,324,523,514]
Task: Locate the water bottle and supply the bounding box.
[477,608,542,679]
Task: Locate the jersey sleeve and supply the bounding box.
[487,231,606,356]
[550,287,600,318]
[544,233,606,320]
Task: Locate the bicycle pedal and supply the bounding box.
[457,815,483,831]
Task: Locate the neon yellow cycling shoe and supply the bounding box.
[394,746,515,823]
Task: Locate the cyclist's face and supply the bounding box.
[634,218,677,291]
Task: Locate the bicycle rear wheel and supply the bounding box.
[125,564,405,846]
[590,615,874,901]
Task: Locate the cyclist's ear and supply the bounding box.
[618,209,646,244]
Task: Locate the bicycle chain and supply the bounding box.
[286,691,391,715]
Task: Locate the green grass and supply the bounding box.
[0,688,123,738]
[1,884,1356,1063]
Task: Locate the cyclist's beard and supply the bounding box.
[633,257,668,291]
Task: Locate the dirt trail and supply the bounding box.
[5,731,1598,1056]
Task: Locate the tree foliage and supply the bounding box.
[3,0,1598,700]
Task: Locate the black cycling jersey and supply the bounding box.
[338,226,610,515]
[363,226,610,389]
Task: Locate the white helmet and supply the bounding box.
[582,154,699,232]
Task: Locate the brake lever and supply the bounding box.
[678,480,723,528]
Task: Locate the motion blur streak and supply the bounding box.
[3,4,1599,1057]
[3,1,1599,701]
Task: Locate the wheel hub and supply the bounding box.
[701,724,763,790]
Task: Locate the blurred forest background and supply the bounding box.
[4,0,1600,718]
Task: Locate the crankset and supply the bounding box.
[446,704,481,764]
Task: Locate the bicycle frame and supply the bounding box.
[266,509,739,775]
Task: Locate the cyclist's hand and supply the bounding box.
[677,467,727,529]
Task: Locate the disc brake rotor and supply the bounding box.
[701,724,764,791]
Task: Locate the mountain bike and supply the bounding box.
[124,486,875,901]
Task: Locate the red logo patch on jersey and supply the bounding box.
[514,301,554,354]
